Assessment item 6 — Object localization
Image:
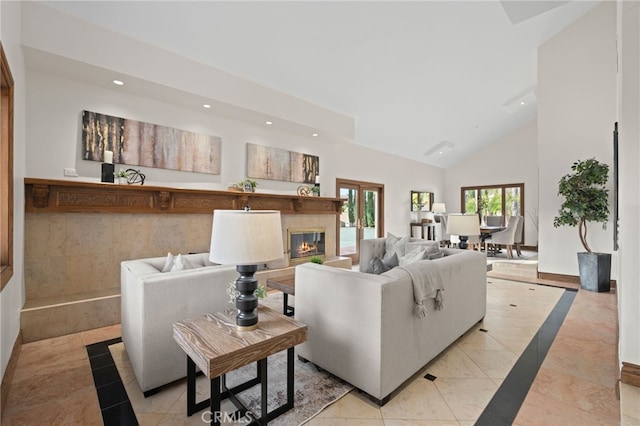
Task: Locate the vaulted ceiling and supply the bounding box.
[42,1,600,168]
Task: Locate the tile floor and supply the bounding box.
[3,275,639,425]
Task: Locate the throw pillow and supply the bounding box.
[383,233,409,262]
[161,252,175,272]
[399,247,427,266]
[364,252,398,274]
[170,254,196,272]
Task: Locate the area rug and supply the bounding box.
[110,292,353,425]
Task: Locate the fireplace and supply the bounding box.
[288,228,326,265]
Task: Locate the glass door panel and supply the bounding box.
[337,179,384,264]
[505,186,522,223]
[362,189,379,241]
[339,186,358,257]
[464,189,478,213]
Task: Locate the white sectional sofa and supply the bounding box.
[294,238,487,404]
[121,253,239,394]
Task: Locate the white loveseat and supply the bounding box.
[121,253,239,394]
[294,239,486,404]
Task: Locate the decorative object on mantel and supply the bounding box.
[209,208,284,330]
[229,179,257,192]
[82,110,221,175]
[114,169,129,185]
[100,150,115,183]
[125,169,145,185]
[247,142,319,183]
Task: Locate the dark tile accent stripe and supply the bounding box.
[475,288,577,426]
[86,337,139,426]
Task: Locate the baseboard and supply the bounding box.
[621,362,640,387]
[1,330,22,415]
[537,271,617,289]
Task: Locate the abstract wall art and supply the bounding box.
[82,110,221,175]
[246,143,319,184]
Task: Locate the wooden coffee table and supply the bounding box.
[173,306,307,425]
[266,274,295,316]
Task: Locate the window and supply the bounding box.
[461,183,524,225]
[1,42,14,290]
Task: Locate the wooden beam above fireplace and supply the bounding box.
[25,178,344,215]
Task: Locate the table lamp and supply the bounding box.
[432,203,446,214]
[209,208,284,330]
[446,214,480,250]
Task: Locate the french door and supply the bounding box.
[336,179,384,264]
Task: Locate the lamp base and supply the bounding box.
[235,264,259,330]
[458,236,469,250]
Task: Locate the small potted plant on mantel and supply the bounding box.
[114,169,130,185]
[553,158,611,292]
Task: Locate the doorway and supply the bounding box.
[336,178,384,264]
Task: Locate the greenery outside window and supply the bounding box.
[461,183,524,226]
[1,43,14,290]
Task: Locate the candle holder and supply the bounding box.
[101,163,115,183]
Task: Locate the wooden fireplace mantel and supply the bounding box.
[24,178,344,215]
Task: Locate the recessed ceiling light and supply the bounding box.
[312,133,319,137]
[424,141,455,158]
[265,121,273,125]
[203,104,211,109]
[520,100,526,105]
[113,80,124,86]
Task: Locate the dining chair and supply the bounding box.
[485,216,503,227]
[484,216,520,258]
[438,214,451,247]
[513,215,524,256]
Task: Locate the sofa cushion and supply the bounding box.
[266,256,289,269]
[428,250,445,260]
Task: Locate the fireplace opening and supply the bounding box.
[288,228,326,265]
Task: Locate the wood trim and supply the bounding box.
[1,330,22,415]
[537,271,581,284]
[538,271,617,289]
[1,42,14,291]
[24,178,344,215]
[621,362,640,387]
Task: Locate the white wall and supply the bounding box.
[537,2,617,277]
[0,1,26,380]
[26,70,444,242]
[617,0,640,369]
[444,119,538,246]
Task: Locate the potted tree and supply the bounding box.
[553,158,611,292]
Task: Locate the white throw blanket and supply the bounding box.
[397,261,444,318]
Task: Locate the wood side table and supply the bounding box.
[173,306,307,425]
[266,275,295,316]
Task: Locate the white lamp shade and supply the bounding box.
[446,214,480,236]
[209,210,284,265]
[432,203,447,213]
